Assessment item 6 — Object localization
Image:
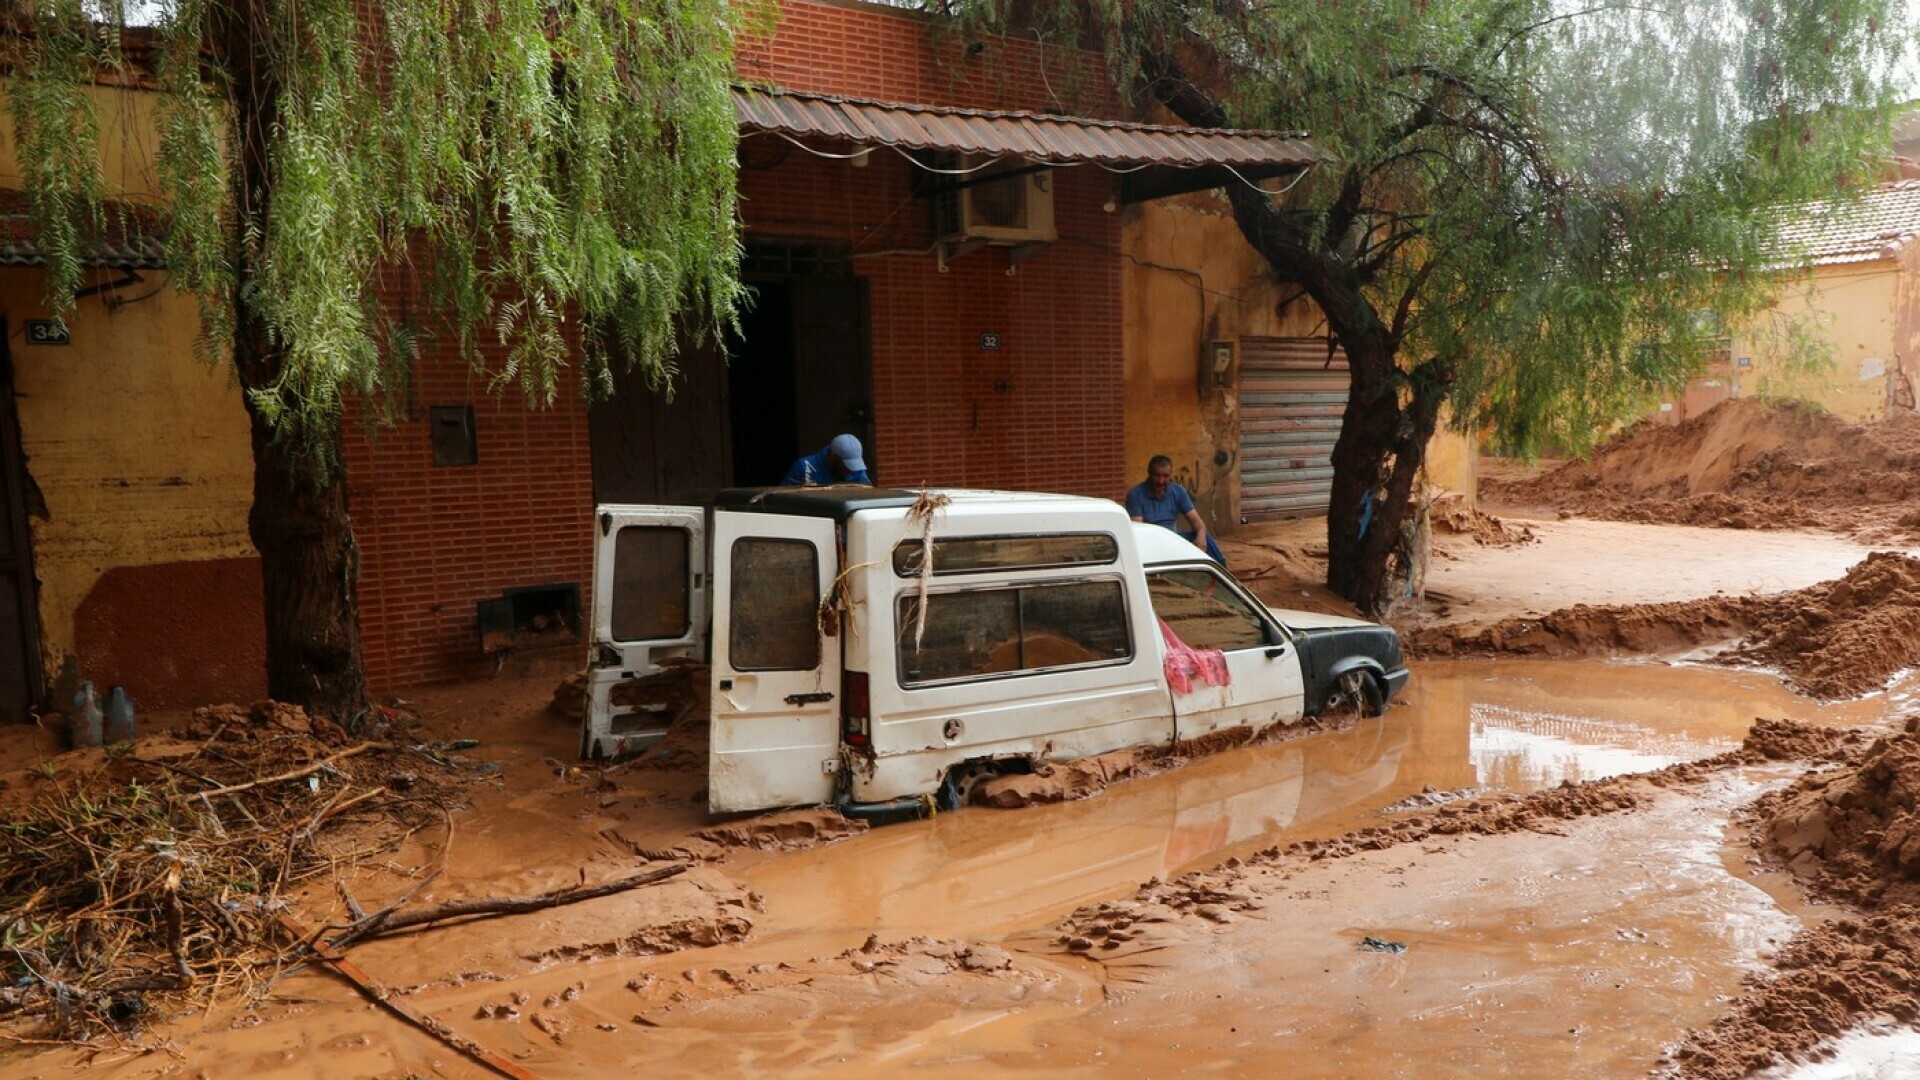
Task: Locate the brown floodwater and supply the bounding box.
[732,657,1905,946]
[47,658,1918,1079]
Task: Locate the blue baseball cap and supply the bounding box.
[829,433,866,473]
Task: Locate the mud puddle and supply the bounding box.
[731,659,1903,951]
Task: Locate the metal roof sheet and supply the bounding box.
[1771,180,1920,267]
[0,190,166,269]
[733,87,1319,171]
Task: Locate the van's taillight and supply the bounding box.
[843,671,870,745]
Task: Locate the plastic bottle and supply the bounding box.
[69,681,103,749]
[104,686,136,744]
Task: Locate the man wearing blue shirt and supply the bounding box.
[1125,455,1224,564]
[783,433,872,486]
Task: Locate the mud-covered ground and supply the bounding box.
[9,398,1920,1078]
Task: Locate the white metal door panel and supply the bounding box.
[1146,564,1306,739]
[583,505,705,759]
[709,510,841,812]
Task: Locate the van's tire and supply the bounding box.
[1332,669,1386,719]
[938,761,998,810]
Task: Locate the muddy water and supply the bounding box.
[54,659,1916,1079]
[736,658,1902,946]
[585,660,1911,1079]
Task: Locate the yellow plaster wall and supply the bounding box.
[0,82,165,200]
[1729,261,1907,421]
[0,270,254,677]
[1120,194,1476,532]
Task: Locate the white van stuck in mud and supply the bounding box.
[586,487,1410,817]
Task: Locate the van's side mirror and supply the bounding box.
[1264,644,1290,660]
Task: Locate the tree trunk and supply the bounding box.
[1137,52,1454,616]
[220,0,370,719]
[243,398,369,719]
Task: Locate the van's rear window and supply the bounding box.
[892,533,1119,576]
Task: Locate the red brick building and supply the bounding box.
[0,0,1316,708]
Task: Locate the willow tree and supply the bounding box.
[939,0,1911,613]
[6,1,749,716]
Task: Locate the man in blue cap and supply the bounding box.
[783,433,872,486]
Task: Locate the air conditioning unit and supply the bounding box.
[934,156,1057,245]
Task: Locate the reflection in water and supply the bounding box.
[1470,702,1733,788]
[740,659,1908,945]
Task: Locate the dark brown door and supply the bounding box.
[790,277,873,458]
[587,333,733,505]
[0,323,44,721]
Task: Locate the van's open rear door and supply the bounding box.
[584,505,706,759]
[709,510,841,812]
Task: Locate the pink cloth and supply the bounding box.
[1159,618,1231,694]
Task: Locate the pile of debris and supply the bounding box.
[0,701,467,1038]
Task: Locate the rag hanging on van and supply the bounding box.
[1157,618,1230,693]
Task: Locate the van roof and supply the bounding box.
[715,486,1124,522]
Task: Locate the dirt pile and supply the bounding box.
[1483,399,1920,539]
[1665,913,1920,1079]
[1410,552,1920,700]
[1429,490,1536,547]
[1668,721,1920,1078]
[1759,716,1920,908]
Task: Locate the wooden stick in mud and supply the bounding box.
[167,742,383,802]
[327,863,688,951]
[274,912,543,1080]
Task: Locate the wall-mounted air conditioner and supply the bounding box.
[934,156,1058,245]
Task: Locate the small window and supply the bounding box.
[1147,569,1270,651]
[610,526,690,641]
[892,533,1119,577]
[897,579,1130,686]
[430,405,477,466]
[730,538,820,670]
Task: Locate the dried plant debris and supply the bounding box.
[0,701,472,1041]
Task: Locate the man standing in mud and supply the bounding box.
[1126,455,1224,564]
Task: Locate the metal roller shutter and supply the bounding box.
[1238,337,1349,520]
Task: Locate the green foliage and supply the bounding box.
[934,0,1914,456]
[9,0,752,455]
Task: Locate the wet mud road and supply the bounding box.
[57,659,1916,1080]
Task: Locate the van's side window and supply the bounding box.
[730,539,820,670]
[898,580,1130,685]
[611,526,691,640]
[1147,569,1270,651]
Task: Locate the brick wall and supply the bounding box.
[738,0,1115,116]
[343,335,595,691]
[347,0,1125,690]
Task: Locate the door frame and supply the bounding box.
[0,322,44,721]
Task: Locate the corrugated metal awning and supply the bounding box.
[735,87,1319,202]
[0,191,167,269]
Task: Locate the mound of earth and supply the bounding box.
[1759,715,1920,909]
[1429,489,1536,547]
[1483,398,1920,539]
[1409,551,1920,700]
[1668,719,1920,1078]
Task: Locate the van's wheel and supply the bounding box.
[1331,670,1386,720]
[938,761,1000,810]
